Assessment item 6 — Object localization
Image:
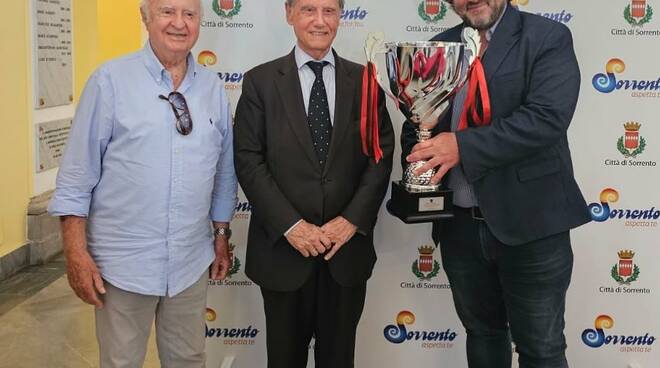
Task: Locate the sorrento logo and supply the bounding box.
[612,0,660,37]
[604,121,655,168]
[205,306,260,344]
[197,50,217,67]
[588,188,659,227]
[582,315,655,352]
[418,0,447,23]
[340,5,368,28]
[616,121,646,158]
[625,0,654,26]
[213,0,241,19]
[611,250,640,284]
[384,311,458,349]
[400,245,450,290]
[617,122,646,158]
[509,0,573,23]
[412,245,441,280]
[592,58,660,97]
[226,243,241,278]
[208,242,253,287]
[206,307,217,322]
[233,201,251,220]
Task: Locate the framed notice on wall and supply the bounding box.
[36,119,72,173]
[33,0,73,109]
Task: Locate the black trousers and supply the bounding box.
[260,260,367,368]
[440,207,573,368]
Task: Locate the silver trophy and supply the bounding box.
[365,30,480,223]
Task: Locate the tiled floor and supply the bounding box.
[0,255,67,316]
[0,256,160,368]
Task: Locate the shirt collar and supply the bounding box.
[142,41,197,86]
[294,45,336,71]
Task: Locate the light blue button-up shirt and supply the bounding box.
[49,42,238,297]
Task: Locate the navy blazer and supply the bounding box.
[402,6,591,245]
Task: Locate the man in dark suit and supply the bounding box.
[233,0,393,367]
[403,1,591,367]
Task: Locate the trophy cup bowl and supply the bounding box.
[366,34,477,223]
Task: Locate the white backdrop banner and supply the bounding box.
[195,1,660,367]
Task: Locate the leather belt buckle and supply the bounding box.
[471,207,485,221]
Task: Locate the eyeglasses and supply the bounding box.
[159,92,193,135]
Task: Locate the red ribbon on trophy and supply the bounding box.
[360,62,383,163]
[458,57,491,131]
[413,48,445,85]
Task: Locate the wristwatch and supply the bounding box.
[213,227,232,239]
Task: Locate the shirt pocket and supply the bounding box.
[195,111,225,150]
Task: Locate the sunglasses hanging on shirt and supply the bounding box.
[159,92,193,135]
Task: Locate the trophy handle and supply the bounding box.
[364,32,399,104]
[365,32,385,65]
[461,27,481,66]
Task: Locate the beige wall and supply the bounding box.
[0,0,142,257]
[0,1,31,257]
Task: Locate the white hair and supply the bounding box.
[286,0,345,9]
[140,0,203,24]
[140,0,152,23]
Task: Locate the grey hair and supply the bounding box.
[140,0,151,23]
[286,0,345,10]
[140,0,203,23]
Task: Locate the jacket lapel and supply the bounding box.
[324,51,356,174]
[275,50,320,170]
[481,5,522,83]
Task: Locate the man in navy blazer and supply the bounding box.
[403,1,591,367]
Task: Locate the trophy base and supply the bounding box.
[403,182,441,193]
[386,181,454,224]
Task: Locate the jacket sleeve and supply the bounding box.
[341,88,395,233]
[233,71,302,245]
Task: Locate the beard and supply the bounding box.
[459,0,506,30]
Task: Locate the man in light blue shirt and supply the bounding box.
[48,0,237,366]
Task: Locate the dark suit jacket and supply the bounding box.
[402,6,590,246]
[234,49,394,291]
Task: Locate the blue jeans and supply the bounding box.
[438,208,572,368]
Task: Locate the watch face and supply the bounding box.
[215,227,231,238]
